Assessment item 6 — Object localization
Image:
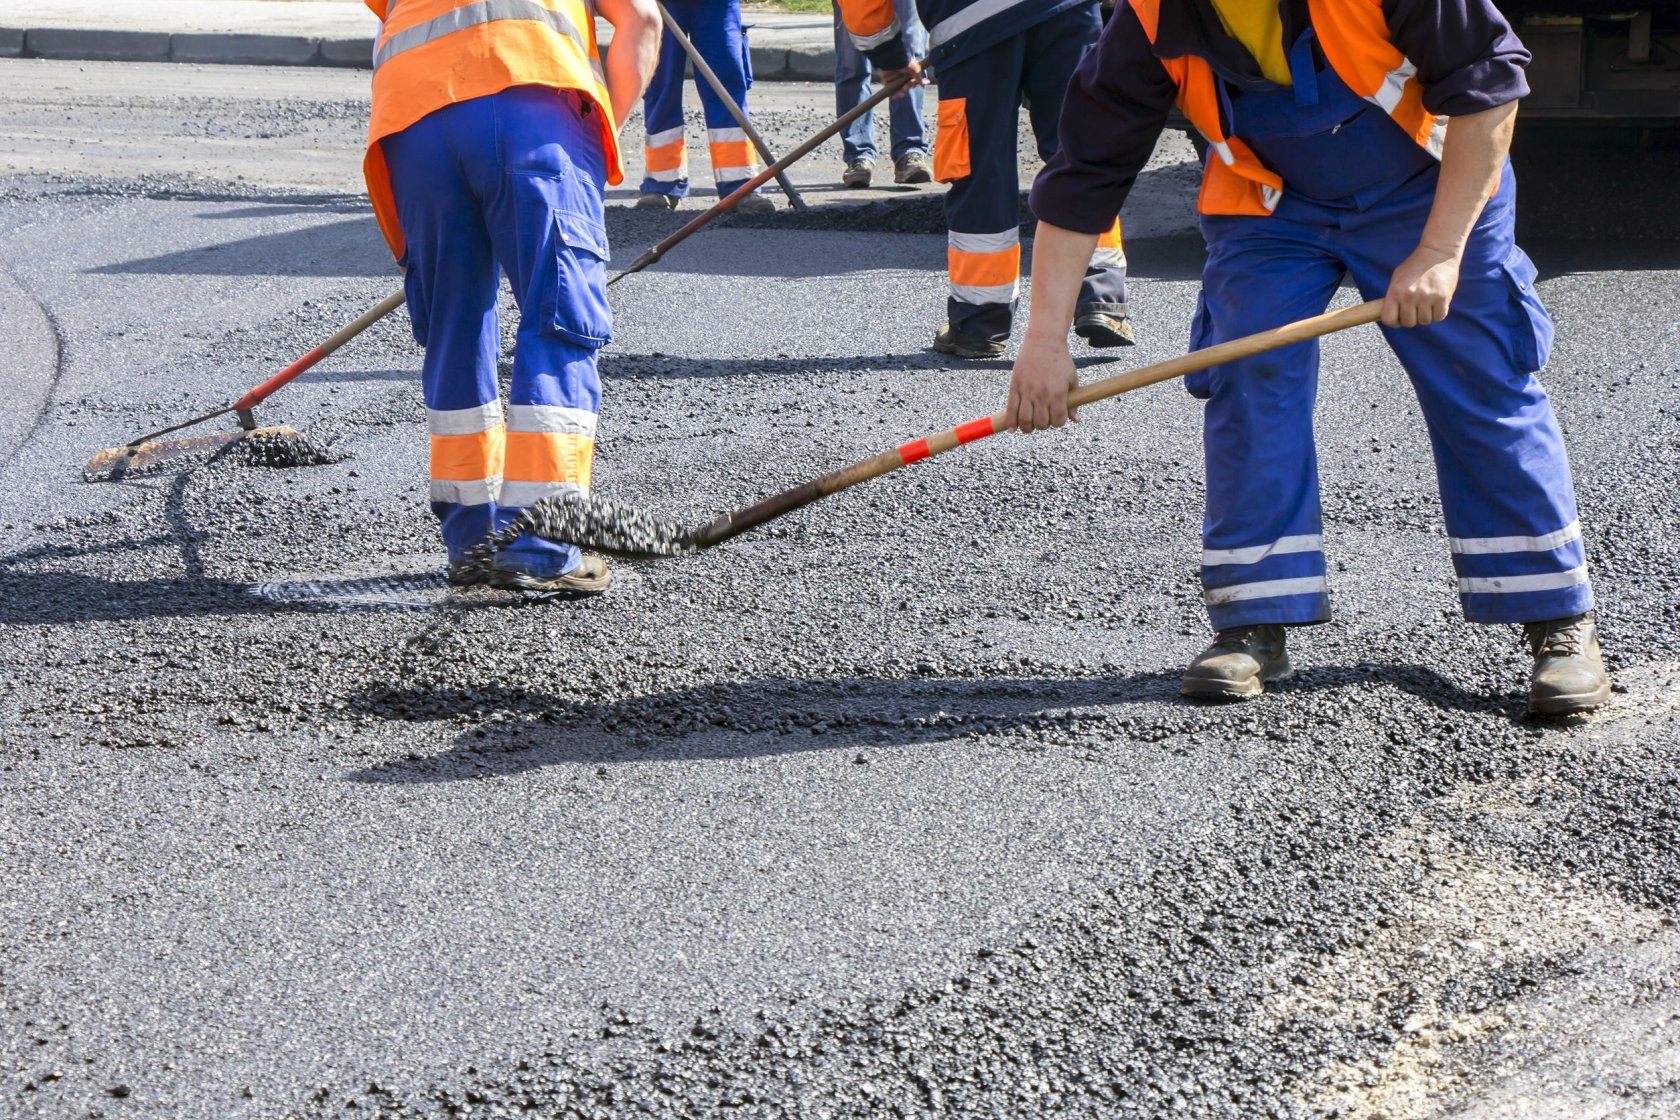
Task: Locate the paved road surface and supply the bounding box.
[2,59,1679,1120]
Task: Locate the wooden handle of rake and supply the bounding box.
[657,2,807,211]
[232,287,407,411]
[610,69,918,285]
[690,300,1383,549]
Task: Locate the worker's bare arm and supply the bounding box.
[595,0,661,133]
[1006,222,1100,434]
[1383,100,1518,329]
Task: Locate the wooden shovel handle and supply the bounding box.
[233,287,407,410]
[690,300,1383,549]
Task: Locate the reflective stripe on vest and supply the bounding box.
[1129,0,1442,213]
[375,0,587,69]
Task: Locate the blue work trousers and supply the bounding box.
[832,0,926,164]
[932,2,1126,342]
[640,0,761,199]
[382,86,613,577]
[1190,168,1591,628]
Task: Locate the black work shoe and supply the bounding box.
[1181,624,1291,700]
[842,158,874,188]
[894,150,932,185]
[1073,310,1136,348]
[635,192,679,210]
[445,560,491,587]
[487,553,612,597]
[1524,612,1610,716]
[932,323,1006,360]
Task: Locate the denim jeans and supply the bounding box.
[832,0,926,164]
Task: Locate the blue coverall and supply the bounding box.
[383,86,612,578]
[934,2,1128,343]
[639,0,762,200]
[1187,30,1592,630]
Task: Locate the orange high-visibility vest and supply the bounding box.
[363,0,623,258]
[1130,0,1446,216]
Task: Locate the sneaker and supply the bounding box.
[894,150,932,185]
[1073,309,1137,348]
[1524,612,1610,716]
[842,158,874,188]
[1180,624,1291,700]
[635,192,679,210]
[487,553,613,597]
[932,323,1006,360]
[731,191,776,215]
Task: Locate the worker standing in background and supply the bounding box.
[637,0,776,213]
[831,0,931,189]
[1007,0,1610,715]
[837,0,1133,360]
[364,0,661,594]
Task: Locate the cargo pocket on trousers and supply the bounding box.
[545,208,613,349]
[1184,292,1215,399]
[1499,244,1554,372]
[934,97,971,183]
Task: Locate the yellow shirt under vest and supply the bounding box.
[1207,0,1292,86]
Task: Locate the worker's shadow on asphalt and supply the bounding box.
[341,664,1503,785]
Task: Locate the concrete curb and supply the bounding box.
[1,27,836,78]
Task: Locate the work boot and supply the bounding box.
[1074,309,1136,348]
[1524,612,1610,716]
[894,150,932,185]
[1180,624,1291,700]
[732,191,776,215]
[487,553,612,597]
[932,323,1006,360]
[635,192,679,210]
[842,158,874,188]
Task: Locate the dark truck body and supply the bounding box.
[1501,2,1680,121]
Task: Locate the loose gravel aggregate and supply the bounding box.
[3,62,1680,1120]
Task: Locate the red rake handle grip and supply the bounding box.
[233,287,407,410]
[690,299,1385,550]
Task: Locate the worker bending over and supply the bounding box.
[1007,0,1609,714]
[365,0,660,593]
[837,0,1133,359]
[637,0,775,214]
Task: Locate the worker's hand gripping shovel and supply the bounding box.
[466,300,1386,569]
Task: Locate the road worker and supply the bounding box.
[364,0,661,594]
[836,0,1133,359]
[636,0,776,214]
[1007,0,1610,714]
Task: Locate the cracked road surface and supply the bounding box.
[2,59,1680,1120]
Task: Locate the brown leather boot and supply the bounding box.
[1180,624,1291,699]
[1524,612,1610,716]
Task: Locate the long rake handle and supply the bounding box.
[657,2,806,211]
[232,287,407,411]
[610,69,917,284]
[690,300,1383,549]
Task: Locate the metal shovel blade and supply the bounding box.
[82,425,307,482]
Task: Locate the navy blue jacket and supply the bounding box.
[840,0,1092,71]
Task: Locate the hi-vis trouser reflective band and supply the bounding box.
[707,127,759,185]
[428,401,595,507]
[644,125,688,183]
[948,228,1020,307]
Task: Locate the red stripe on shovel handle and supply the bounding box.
[232,345,327,410]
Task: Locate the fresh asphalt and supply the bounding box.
[2,60,1680,1120]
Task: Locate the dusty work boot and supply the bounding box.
[732,191,776,215]
[894,150,932,185]
[1524,612,1610,716]
[635,192,679,210]
[842,158,874,188]
[488,553,612,597]
[932,323,1006,360]
[1180,624,1291,700]
[1074,309,1136,348]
